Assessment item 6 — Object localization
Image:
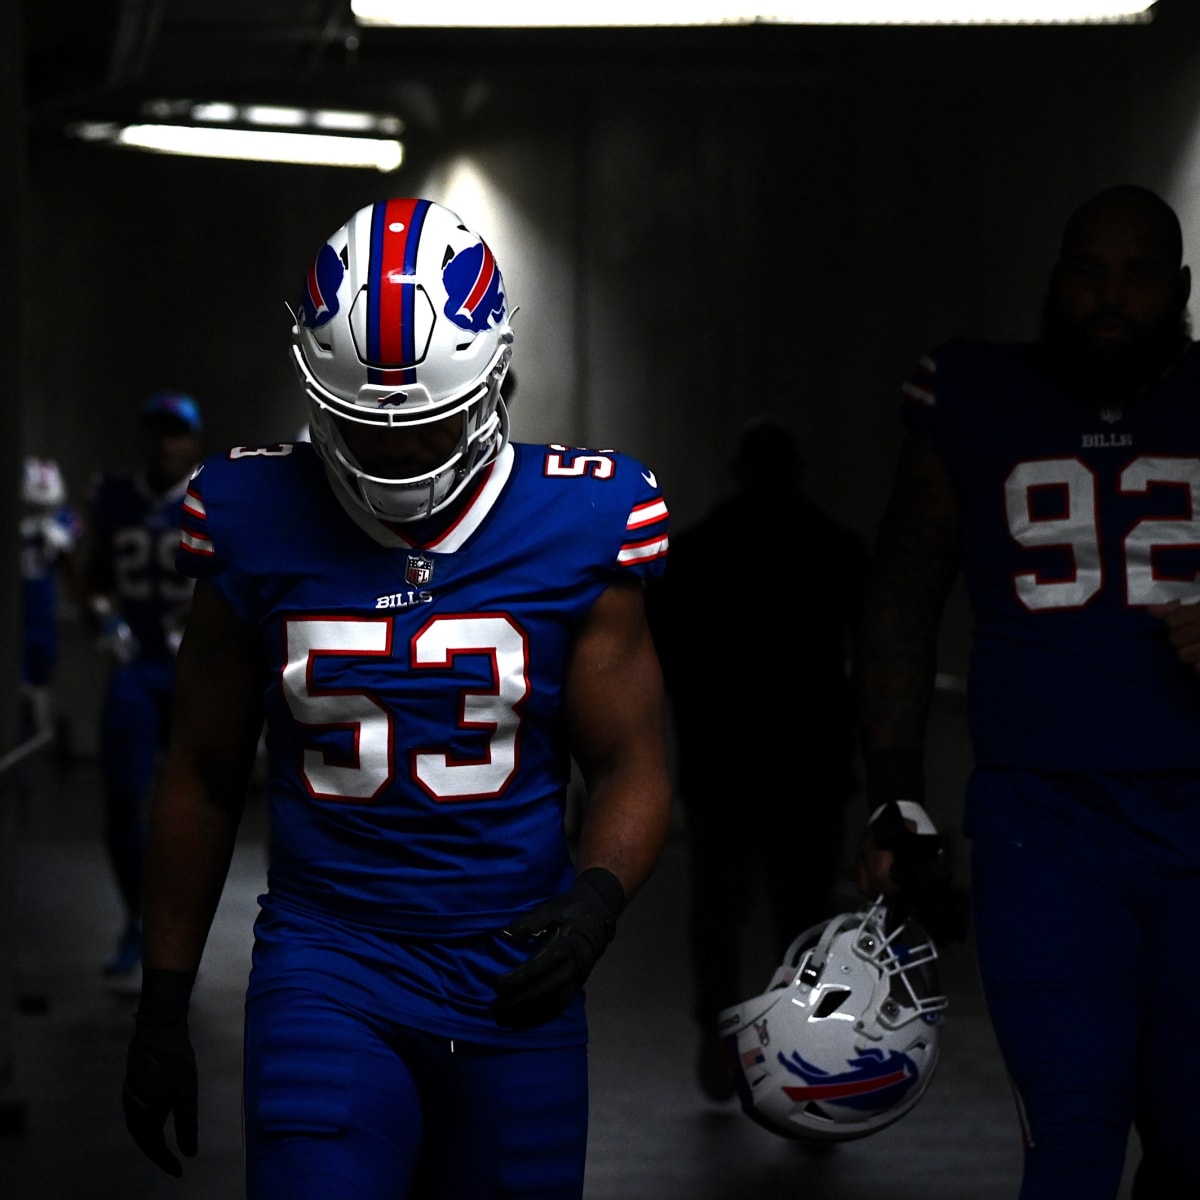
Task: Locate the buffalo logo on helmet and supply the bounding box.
[299,243,345,330]
[442,241,506,333]
[778,1048,919,1111]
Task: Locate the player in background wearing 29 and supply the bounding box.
[856,184,1200,1199]
[84,392,202,976]
[121,198,672,1200]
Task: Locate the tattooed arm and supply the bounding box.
[854,428,963,898]
[857,429,962,753]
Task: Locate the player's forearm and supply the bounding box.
[566,581,672,899]
[141,767,245,975]
[575,765,672,902]
[84,535,116,606]
[855,504,954,754]
[856,431,961,759]
[855,593,942,754]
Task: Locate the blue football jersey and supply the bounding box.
[178,440,669,1043]
[20,506,82,632]
[904,338,1200,769]
[88,472,195,659]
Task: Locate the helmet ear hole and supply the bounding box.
[812,988,851,1019]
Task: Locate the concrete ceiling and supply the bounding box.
[20,0,868,135]
[20,1,1187,148]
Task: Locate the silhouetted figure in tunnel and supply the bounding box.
[648,416,867,1101]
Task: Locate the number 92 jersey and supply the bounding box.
[903,337,1200,770]
[177,439,668,1042]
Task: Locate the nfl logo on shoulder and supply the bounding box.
[406,553,434,587]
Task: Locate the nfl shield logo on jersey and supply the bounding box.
[406,553,434,587]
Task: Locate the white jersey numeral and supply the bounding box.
[283,618,394,801]
[282,613,528,803]
[1004,455,1200,611]
[411,614,528,799]
[1005,458,1101,610]
[230,444,295,459]
[113,526,195,605]
[1121,456,1200,604]
[544,447,615,479]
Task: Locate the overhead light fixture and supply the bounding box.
[352,0,1154,25]
[65,100,405,171]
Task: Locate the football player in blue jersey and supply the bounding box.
[121,198,672,1199]
[84,391,202,975]
[856,184,1200,1200]
[18,456,85,773]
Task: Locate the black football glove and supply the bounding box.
[122,969,198,1177]
[491,868,626,1031]
[870,799,969,946]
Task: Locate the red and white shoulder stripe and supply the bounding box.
[901,352,938,408]
[179,484,216,558]
[618,496,669,567]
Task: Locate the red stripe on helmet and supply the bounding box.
[375,197,421,372]
[462,242,497,316]
[782,1067,910,1102]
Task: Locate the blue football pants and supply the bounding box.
[968,769,1200,1200]
[243,980,590,1200]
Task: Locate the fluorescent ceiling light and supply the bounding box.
[352,0,1154,25]
[243,105,309,128]
[313,110,390,132]
[75,123,404,171]
[191,102,238,122]
[142,99,403,136]
[65,101,406,170]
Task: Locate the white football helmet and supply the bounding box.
[22,457,66,509]
[291,197,514,523]
[718,898,946,1143]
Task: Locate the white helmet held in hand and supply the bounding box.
[718,898,946,1143]
[291,197,514,523]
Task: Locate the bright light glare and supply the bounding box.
[114,125,405,171]
[351,0,1154,24]
[244,105,307,127]
[191,102,238,123]
[67,121,120,141]
[312,110,378,131]
[172,101,404,134]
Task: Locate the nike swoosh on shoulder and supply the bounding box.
[642,469,657,487]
